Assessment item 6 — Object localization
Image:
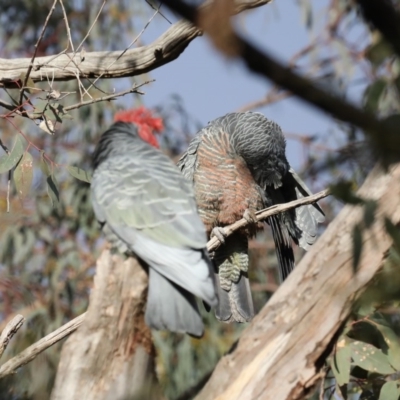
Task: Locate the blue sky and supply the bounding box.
[137,0,333,170]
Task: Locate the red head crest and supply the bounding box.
[114,107,164,148]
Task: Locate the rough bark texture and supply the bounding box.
[51,249,157,400]
[196,164,400,400]
[0,0,271,88]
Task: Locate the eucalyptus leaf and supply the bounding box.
[67,166,92,183]
[331,338,351,386]
[0,136,24,173]
[350,340,396,375]
[378,381,400,400]
[13,152,33,201]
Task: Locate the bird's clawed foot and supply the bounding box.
[243,209,258,224]
[211,226,227,245]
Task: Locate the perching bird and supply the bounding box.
[91,107,218,337]
[178,111,324,323]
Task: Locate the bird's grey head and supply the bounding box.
[221,112,290,189]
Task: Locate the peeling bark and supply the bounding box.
[51,250,159,400]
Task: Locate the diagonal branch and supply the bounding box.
[0,313,85,379]
[0,189,328,380]
[0,315,24,361]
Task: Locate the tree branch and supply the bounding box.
[0,188,328,380]
[0,0,271,88]
[0,313,85,379]
[207,188,330,253]
[0,315,24,361]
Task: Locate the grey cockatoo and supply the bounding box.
[91,108,218,337]
[178,111,324,323]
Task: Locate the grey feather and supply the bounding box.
[146,269,204,337]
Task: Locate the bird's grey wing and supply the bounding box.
[92,154,207,250]
[177,133,202,181]
[282,168,325,250]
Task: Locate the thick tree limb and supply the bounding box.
[50,250,157,400]
[0,189,327,380]
[0,0,271,88]
[195,164,400,400]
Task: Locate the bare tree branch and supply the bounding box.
[0,313,85,379]
[207,188,330,253]
[19,0,58,105]
[0,0,271,89]
[0,315,24,360]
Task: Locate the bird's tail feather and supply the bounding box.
[213,233,254,323]
[146,268,204,338]
[269,214,295,282]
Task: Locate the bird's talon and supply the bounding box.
[211,227,227,244]
[243,209,258,224]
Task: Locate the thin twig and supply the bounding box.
[59,0,75,53]
[63,80,153,113]
[86,8,160,93]
[237,90,291,112]
[76,0,107,53]
[19,0,58,105]
[0,315,25,360]
[0,313,85,379]
[206,188,330,253]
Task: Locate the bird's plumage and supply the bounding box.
[91,121,217,337]
[178,111,324,322]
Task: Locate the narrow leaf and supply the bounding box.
[379,381,400,400]
[331,338,351,386]
[47,175,59,207]
[0,136,24,173]
[13,152,33,201]
[67,166,92,183]
[350,340,396,374]
[39,152,51,177]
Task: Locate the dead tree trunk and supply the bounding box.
[51,249,159,400]
[195,164,400,400]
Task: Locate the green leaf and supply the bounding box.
[0,136,24,173]
[67,166,92,183]
[13,152,33,201]
[374,322,400,370]
[352,224,363,271]
[365,36,393,68]
[39,152,51,177]
[379,381,400,400]
[350,340,396,375]
[331,338,351,386]
[364,79,387,112]
[47,175,59,207]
